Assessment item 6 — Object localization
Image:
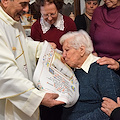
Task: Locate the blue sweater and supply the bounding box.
[62,62,120,120]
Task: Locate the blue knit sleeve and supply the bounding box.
[77,64,120,120]
[77,108,109,120]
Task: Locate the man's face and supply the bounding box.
[40,3,58,25]
[3,0,30,21]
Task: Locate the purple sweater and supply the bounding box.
[90,5,120,60]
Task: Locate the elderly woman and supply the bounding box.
[31,0,76,50]
[59,30,120,120]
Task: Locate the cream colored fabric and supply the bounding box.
[0,6,46,120]
[76,54,100,73]
[40,13,64,33]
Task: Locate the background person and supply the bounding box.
[0,0,64,120]
[59,30,120,120]
[74,0,101,33]
[90,0,120,62]
[31,0,77,50]
[30,1,41,19]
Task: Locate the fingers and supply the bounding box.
[117,97,120,105]
[101,97,120,116]
[101,106,111,116]
[101,97,115,116]
[102,98,111,109]
[97,57,113,65]
[41,93,65,108]
[49,93,65,106]
[102,97,116,108]
[51,93,59,99]
[52,99,65,106]
[101,99,112,116]
[92,52,98,56]
[107,62,119,70]
[97,57,119,70]
[102,97,113,102]
[50,42,57,49]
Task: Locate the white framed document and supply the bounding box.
[33,41,79,107]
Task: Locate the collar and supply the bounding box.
[40,13,64,33]
[76,54,100,73]
[0,6,18,26]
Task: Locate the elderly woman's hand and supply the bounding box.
[97,57,120,71]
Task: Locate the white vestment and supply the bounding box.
[0,6,46,120]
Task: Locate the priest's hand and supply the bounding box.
[41,93,65,108]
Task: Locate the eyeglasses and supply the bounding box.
[42,11,57,18]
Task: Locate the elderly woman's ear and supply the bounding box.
[79,46,86,57]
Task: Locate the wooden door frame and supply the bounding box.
[74,0,81,16]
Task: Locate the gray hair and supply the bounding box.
[59,30,93,54]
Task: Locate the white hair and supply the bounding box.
[59,30,93,54]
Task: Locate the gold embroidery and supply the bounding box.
[15,51,24,60]
[0,87,35,99]
[15,35,27,64]
[12,47,16,51]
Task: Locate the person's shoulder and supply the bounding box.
[91,62,113,74]
[75,14,85,19]
[32,18,40,27]
[63,15,77,30]
[94,5,103,13]
[75,14,85,22]
[63,15,74,22]
[31,18,41,31]
[76,13,85,18]
[91,62,108,69]
[92,6,104,19]
[91,62,119,77]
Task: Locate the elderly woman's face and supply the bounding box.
[103,0,120,8]
[62,39,82,68]
[40,3,58,24]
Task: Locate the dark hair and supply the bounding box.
[36,0,64,11]
[85,0,101,5]
[30,2,41,19]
